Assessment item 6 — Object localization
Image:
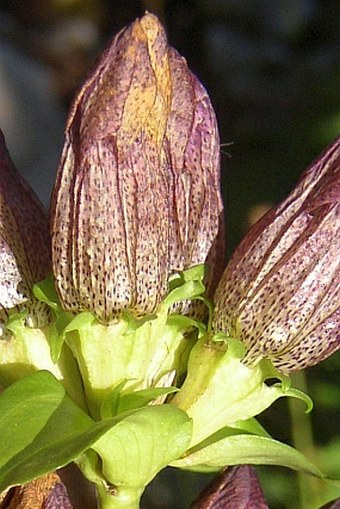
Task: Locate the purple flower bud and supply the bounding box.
[51,13,224,323]
[0,130,51,327]
[190,465,269,509]
[213,137,340,372]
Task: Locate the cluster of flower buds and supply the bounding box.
[2,12,338,373]
[0,11,339,509]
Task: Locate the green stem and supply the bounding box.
[289,370,322,509]
[96,484,142,509]
[77,450,144,509]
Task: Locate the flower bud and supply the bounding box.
[213,137,340,372]
[190,465,269,509]
[51,13,224,323]
[0,129,51,327]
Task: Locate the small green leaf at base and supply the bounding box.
[171,434,325,480]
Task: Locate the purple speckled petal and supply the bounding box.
[51,14,224,323]
[0,129,51,327]
[42,482,73,509]
[167,48,225,300]
[213,136,340,372]
[190,465,269,509]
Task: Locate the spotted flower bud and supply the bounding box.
[213,137,340,372]
[51,13,224,323]
[0,130,51,328]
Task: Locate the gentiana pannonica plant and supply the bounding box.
[0,13,339,509]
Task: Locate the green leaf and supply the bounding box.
[165,265,206,308]
[48,311,97,363]
[230,417,271,437]
[260,359,291,391]
[168,264,206,289]
[183,417,270,458]
[196,295,214,331]
[0,321,65,387]
[63,311,97,333]
[121,311,157,334]
[282,387,314,413]
[118,387,179,414]
[64,306,196,419]
[166,315,206,336]
[181,265,206,282]
[100,379,129,419]
[49,311,75,362]
[164,280,206,308]
[101,383,179,418]
[260,360,313,412]
[5,311,29,335]
[93,404,192,488]
[171,434,325,480]
[33,275,61,314]
[0,371,121,492]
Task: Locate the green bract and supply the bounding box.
[171,335,312,448]
[32,265,206,420]
[0,311,86,410]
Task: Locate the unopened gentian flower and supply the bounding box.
[0,129,50,329]
[36,14,227,507]
[45,13,225,430]
[0,128,53,384]
[0,130,85,405]
[51,13,224,324]
[213,137,339,372]
[172,138,339,449]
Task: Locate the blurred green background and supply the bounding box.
[0,1,339,507]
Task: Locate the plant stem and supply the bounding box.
[77,452,143,509]
[289,370,323,509]
[96,484,142,509]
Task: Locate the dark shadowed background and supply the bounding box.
[0,1,339,508]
